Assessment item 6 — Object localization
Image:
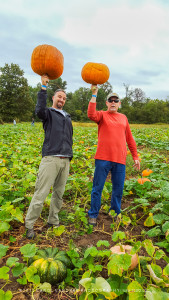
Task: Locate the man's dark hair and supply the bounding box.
[54,89,66,96]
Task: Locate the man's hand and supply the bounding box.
[41,74,49,86]
[133,160,140,170]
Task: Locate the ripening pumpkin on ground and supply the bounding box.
[29,247,72,284]
[81,62,110,84]
[110,245,138,270]
[142,169,153,177]
[31,44,64,80]
[137,178,151,184]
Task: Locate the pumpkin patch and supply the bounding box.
[0,123,169,299]
[31,44,64,80]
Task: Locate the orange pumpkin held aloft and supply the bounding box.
[137,178,151,184]
[31,44,64,80]
[81,62,110,85]
[110,245,138,270]
[142,169,153,177]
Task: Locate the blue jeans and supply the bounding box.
[88,159,126,218]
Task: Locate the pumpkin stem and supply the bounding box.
[119,244,124,252]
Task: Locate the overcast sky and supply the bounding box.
[1,0,169,100]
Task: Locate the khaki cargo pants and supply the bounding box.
[25,156,70,229]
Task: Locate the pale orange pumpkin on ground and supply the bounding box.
[81,62,110,85]
[31,44,64,80]
[110,245,138,270]
[137,178,151,184]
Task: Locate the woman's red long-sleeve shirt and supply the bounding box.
[87,102,139,165]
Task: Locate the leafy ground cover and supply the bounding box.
[0,122,169,299]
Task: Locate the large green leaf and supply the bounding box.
[127,280,144,300]
[79,277,113,298]
[0,244,9,259]
[20,243,37,258]
[25,265,40,284]
[146,227,161,238]
[112,231,126,242]
[143,240,156,257]
[10,207,24,223]
[145,286,169,300]
[0,266,10,280]
[38,282,52,294]
[153,214,169,225]
[12,263,25,277]
[162,221,169,233]
[163,264,169,276]
[108,253,131,276]
[0,290,13,300]
[0,221,10,234]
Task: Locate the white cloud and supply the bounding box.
[59,1,168,46]
[0,0,169,99]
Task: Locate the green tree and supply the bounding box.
[68,87,91,121]
[28,84,41,120]
[0,63,34,122]
[131,88,146,108]
[64,81,113,121]
[141,99,169,123]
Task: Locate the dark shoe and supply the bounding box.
[47,223,59,229]
[88,218,97,226]
[26,228,36,239]
[47,223,53,228]
[109,212,121,222]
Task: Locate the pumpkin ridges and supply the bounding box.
[47,260,59,284]
[137,178,151,184]
[31,44,64,80]
[29,248,71,285]
[41,45,49,76]
[81,62,110,84]
[32,258,45,269]
[38,260,50,283]
[47,260,66,284]
[55,251,72,268]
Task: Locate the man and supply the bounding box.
[25,75,73,239]
[87,85,140,226]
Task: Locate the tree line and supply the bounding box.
[0,63,169,124]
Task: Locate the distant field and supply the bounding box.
[0,122,169,299]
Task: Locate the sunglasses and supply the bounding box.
[107,98,119,103]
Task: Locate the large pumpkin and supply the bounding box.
[29,247,72,285]
[31,44,64,80]
[81,62,110,85]
[110,245,138,270]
